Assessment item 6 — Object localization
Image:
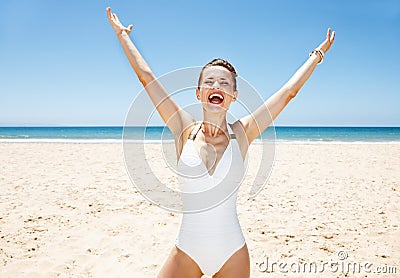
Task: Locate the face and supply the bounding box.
[196,66,238,113]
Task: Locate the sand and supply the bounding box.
[0,143,399,277]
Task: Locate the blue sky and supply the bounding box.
[1,0,399,126]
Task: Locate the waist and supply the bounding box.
[180,214,241,234]
[181,202,239,227]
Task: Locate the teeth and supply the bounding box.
[208,93,224,100]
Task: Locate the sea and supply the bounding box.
[0,126,399,143]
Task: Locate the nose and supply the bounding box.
[212,80,220,89]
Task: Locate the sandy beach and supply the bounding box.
[1,142,399,277]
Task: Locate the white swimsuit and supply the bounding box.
[175,122,246,276]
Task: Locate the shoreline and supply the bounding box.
[1,140,400,144]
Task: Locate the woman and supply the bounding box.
[107,7,335,278]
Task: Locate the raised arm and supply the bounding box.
[107,7,194,137]
[240,28,336,144]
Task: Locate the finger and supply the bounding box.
[114,13,122,24]
[331,31,336,43]
[327,27,331,40]
[106,7,111,19]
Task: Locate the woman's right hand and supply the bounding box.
[106,7,133,35]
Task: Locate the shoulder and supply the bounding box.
[230,120,249,158]
[230,120,245,136]
[175,120,198,156]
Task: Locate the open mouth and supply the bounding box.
[208,92,224,105]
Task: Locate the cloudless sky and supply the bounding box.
[1,0,399,126]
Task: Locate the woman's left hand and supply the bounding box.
[317,28,336,53]
[107,7,133,35]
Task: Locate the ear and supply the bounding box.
[232,90,238,101]
[196,88,201,100]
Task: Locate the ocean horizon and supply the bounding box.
[1,126,400,143]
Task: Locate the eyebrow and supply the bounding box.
[205,77,229,81]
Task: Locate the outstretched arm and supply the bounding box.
[240,28,336,144]
[107,7,193,136]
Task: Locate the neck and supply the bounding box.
[202,111,228,138]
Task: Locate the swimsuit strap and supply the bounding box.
[188,122,203,140]
[227,124,237,139]
[188,122,237,140]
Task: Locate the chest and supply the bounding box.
[193,137,231,176]
[178,138,244,181]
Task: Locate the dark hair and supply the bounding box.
[197,58,238,90]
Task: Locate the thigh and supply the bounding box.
[213,244,250,278]
[157,246,203,278]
